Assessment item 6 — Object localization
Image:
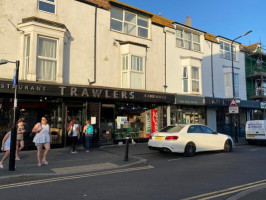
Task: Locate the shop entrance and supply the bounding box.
[65,105,85,146]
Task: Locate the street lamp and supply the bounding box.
[231,30,252,98]
[0,59,20,171]
[230,30,252,143]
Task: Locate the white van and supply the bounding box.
[245,120,266,144]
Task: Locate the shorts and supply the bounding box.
[35,142,50,147]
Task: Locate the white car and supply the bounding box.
[148,124,234,156]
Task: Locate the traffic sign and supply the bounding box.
[229,98,239,114]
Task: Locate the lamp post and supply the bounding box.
[0,59,19,171]
[230,30,252,143]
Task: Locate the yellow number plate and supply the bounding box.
[247,135,255,138]
[155,136,164,140]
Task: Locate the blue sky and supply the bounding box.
[119,0,265,47]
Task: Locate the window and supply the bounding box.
[24,35,30,79]
[220,41,236,61]
[234,73,239,97]
[122,54,144,89]
[38,0,55,14]
[176,29,201,51]
[37,36,57,81]
[111,7,149,38]
[200,126,215,134]
[188,125,202,133]
[192,67,199,92]
[182,67,188,92]
[225,73,232,98]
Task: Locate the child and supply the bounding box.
[0,124,12,169]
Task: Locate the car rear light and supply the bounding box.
[165,136,179,140]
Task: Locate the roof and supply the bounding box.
[204,33,219,43]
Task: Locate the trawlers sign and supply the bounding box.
[0,80,175,103]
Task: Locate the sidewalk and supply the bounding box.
[0,142,150,179]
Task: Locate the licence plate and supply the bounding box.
[155,136,164,140]
[247,135,255,138]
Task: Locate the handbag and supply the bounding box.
[68,126,73,137]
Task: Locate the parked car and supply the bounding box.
[148,124,234,156]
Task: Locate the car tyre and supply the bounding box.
[224,139,233,152]
[184,142,196,157]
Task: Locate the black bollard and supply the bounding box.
[124,136,129,161]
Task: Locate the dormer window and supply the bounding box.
[111,7,149,38]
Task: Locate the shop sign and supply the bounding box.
[176,95,204,105]
[0,80,175,104]
[205,97,230,106]
[151,109,158,133]
[261,102,266,109]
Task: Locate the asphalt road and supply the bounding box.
[1,144,266,200]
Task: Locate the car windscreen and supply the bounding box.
[160,125,184,133]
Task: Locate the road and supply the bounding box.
[1,144,266,200]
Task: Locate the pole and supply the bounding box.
[124,136,129,161]
[9,60,19,171]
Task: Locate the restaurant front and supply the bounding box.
[0,79,175,149]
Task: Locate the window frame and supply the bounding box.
[111,7,150,39]
[220,41,236,61]
[38,0,56,14]
[176,28,201,52]
[191,67,199,93]
[121,54,145,89]
[36,35,58,82]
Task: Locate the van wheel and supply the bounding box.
[224,140,233,152]
[184,142,196,157]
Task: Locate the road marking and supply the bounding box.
[181,179,266,200]
[250,148,259,152]
[168,158,183,162]
[0,165,154,190]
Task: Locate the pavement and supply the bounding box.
[0,142,150,179]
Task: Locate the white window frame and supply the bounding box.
[176,29,201,52]
[36,36,58,82]
[220,41,236,61]
[122,54,145,89]
[224,73,232,98]
[191,67,199,93]
[24,35,30,80]
[38,0,56,14]
[234,73,239,98]
[111,7,149,39]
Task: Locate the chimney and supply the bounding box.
[184,16,192,27]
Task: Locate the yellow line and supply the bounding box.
[0,165,154,190]
[199,183,266,200]
[182,179,266,200]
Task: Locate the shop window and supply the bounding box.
[122,54,144,89]
[37,36,57,81]
[111,6,149,38]
[38,0,56,14]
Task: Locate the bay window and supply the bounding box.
[182,66,200,93]
[192,67,199,92]
[37,37,57,81]
[122,55,144,89]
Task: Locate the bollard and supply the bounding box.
[124,136,129,161]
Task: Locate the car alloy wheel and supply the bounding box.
[184,142,196,157]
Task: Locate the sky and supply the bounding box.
[119,0,266,47]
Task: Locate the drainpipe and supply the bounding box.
[89,5,98,85]
[163,27,168,92]
[211,42,215,97]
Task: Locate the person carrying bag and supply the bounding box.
[83,120,93,153]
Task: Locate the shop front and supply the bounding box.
[170,95,205,125]
[205,97,261,138]
[0,79,175,148]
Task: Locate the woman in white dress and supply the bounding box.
[32,116,51,167]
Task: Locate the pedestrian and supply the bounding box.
[32,116,51,167]
[69,117,80,153]
[83,120,93,152]
[16,118,26,160]
[0,124,12,168]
